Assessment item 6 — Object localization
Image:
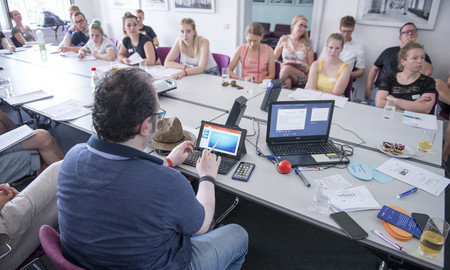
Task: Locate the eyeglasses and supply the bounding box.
[75,19,85,24]
[153,108,166,121]
[401,29,417,35]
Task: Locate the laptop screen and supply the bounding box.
[267,100,335,142]
[197,122,246,157]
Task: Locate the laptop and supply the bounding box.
[183,121,247,175]
[154,78,177,95]
[266,100,349,167]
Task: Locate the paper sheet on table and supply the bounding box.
[147,66,179,78]
[315,174,354,199]
[4,90,53,105]
[59,51,78,58]
[376,158,449,196]
[330,186,381,212]
[41,99,92,121]
[128,52,144,65]
[288,88,348,108]
[402,111,438,130]
[0,125,36,152]
[77,54,96,61]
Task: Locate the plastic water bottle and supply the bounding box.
[91,67,99,90]
[36,30,47,60]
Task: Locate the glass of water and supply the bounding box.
[383,100,395,119]
[244,76,253,94]
[221,68,229,83]
[4,78,13,98]
[312,181,330,212]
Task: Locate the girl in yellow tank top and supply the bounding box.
[306,33,351,96]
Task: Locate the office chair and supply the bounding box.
[344,76,354,101]
[212,53,230,75]
[275,62,280,79]
[156,46,172,66]
[39,225,86,270]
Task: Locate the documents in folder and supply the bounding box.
[330,186,381,212]
[0,125,35,152]
[288,88,348,108]
[4,90,53,106]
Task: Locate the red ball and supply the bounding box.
[277,160,292,174]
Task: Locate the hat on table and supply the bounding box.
[149,117,195,151]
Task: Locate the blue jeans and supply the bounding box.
[189,224,248,270]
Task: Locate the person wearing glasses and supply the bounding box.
[318,16,365,80]
[59,11,89,53]
[165,18,219,79]
[63,5,81,34]
[135,9,159,47]
[273,15,314,89]
[57,68,248,269]
[365,22,433,101]
[9,10,36,47]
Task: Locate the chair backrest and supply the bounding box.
[256,22,271,36]
[344,76,354,100]
[10,35,23,47]
[275,62,281,80]
[431,90,439,115]
[39,225,86,270]
[156,47,172,66]
[212,53,230,75]
[273,24,290,38]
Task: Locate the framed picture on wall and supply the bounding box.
[356,0,440,30]
[253,0,267,4]
[297,0,313,4]
[174,0,215,13]
[112,0,140,9]
[268,0,294,5]
[141,0,169,11]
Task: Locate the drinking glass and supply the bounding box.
[418,129,436,152]
[4,78,13,98]
[139,61,148,72]
[244,76,253,94]
[419,217,449,257]
[221,68,229,83]
[312,181,330,212]
[383,100,395,119]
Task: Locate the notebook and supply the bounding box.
[266,100,348,167]
[183,121,247,175]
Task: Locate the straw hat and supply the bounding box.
[149,117,195,151]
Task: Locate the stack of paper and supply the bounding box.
[41,99,91,121]
[330,186,381,212]
[0,125,35,152]
[4,90,53,106]
[288,88,348,108]
[402,111,438,130]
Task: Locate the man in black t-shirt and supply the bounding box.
[136,9,159,47]
[365,22,433,100]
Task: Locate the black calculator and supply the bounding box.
[232,162,255,182]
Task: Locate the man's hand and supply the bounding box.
[196,149,220,179]
[167,141,194,166]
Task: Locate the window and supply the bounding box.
[4,0,71,29]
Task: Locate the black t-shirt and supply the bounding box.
[139,25,157,41]
[374,46,432,87]
[122,33,158,61]
[379,73,436,101]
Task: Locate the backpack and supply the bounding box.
[38,11,65,27]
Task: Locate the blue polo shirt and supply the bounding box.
[71,30,89,47]
[57,135,204,269]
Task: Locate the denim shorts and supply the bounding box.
[0,143,40,183]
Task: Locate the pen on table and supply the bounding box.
[396,187,418,199]
[298,167,323,171]
[372,230,404,251]
[403,114,421,120]
[294,168,311,187]
[209,141,220,152]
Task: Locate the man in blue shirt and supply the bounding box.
[57,68,248,269]
[58,11,89,53]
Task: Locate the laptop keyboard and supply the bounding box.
[183,151,238,175]
[270,142,341,156]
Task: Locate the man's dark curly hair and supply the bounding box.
[93,68,158,143]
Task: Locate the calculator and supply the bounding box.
[232,162,255,182]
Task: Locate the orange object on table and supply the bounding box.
[382,205,414,242]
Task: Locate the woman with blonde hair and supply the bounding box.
[274,15,314,89]
[10,10,36,46]
[228,22,275,83]
[118,12,158,66]
[307,33,350,96]
[375,41,436,114]
[78,20,116,61]
[165,18,219,80]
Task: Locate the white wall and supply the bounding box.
[317,0,450,99]
[252,3,314,31]
[75,0,242,58]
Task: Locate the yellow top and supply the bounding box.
[316,59,347,92]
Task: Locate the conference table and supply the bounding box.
[0,46,447,269]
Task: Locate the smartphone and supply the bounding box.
[330,211,368,240]
[412,212,430,231]
[232,162,255,182]
[0,243,11,259]
[377,205,422,238]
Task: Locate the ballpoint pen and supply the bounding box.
[396,187,418,199]
[372,230,404,251]
[298,167,323,171]
[403,114,421,120]
[294,168,311,187]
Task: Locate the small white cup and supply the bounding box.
[244,77,253,94]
